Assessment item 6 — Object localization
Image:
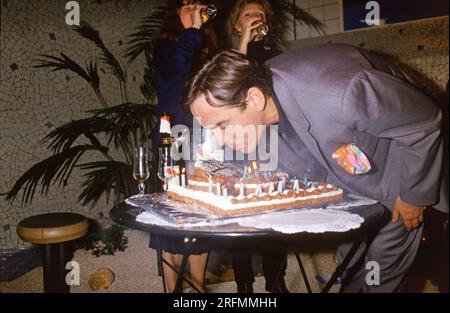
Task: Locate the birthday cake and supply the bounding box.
[167,160,344,217]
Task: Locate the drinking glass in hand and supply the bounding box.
[201,4,218,22]
[133,147,150,195]
[157,147,174,191]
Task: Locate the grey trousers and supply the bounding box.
[337,212,423,293]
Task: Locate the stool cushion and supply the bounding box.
[17,213,89,244]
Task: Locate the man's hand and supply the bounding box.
[392,196,426,231]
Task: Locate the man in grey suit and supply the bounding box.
[181,44,447,292]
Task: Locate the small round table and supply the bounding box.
[110,199,389,293]
[17,213,89,293]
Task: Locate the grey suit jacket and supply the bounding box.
[267,44,447,212]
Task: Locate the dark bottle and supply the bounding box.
[158,113,182,185]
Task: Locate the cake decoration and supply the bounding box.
[167,160,344,217]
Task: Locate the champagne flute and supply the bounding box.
[133,147,150,195]
[157,147,175,191]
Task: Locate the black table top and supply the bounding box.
[110,196,389,244]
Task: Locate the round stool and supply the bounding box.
[17,213,89,293]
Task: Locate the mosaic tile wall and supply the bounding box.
[290,16,449,98]
[0,0,164,249]
[295,0,343,39]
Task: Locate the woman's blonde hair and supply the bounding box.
[225,0,273,38]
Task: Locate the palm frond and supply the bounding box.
[5,145,102,205]
[34,53,100,90]
[86,60,101,91]
[73,21,126,83]
[276,0,325,31]
[43,116,113,154]
[124,5,166,64]
[269,0,325,49]
[77,161,135,206]
[89,102,158,152]
[140,66,156,102]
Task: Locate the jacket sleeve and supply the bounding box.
[155,28,204,76]
[342,69,443,206]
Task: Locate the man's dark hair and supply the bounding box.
[181,49,273,115]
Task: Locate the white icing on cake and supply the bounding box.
[233,182,272,189]
[168,181,343,211]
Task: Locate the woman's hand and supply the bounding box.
[179,3,205,30]
[191,4,206,29]
[237,17,265,55]
[179,4,194,29]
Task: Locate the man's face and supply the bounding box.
[190,89,267,154]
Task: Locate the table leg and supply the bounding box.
[161,256,203,293]
[157,249,167,293]
[295,253,312,293]
[174,253,189,293]
[321,237,364,293]
[267,253,288,293]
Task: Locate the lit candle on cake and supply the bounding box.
[277,180,283,193]
[255,183,262,196]
[208,176,213,193]
[216,182,221,196]
[293,177,300,192]
[268,182,275,194]
[303,177,309,187]
[223,188,229,197]
[252,161,259,178]
[239,178,245,197]
[281,176,287,189]
[181,168,186,188]
[242,166,248,179]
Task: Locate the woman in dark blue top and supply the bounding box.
[150,0,217,293]
[153,24,203,128]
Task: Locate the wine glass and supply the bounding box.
[157,147,175,191]
[256,23,269,37]
[133,147,150,195]
[201,4,218,22]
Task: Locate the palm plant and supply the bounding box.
[6,21,158,207]
[5,0,322,208]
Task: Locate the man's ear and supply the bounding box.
[246,87,266,112]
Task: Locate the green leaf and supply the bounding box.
[73,21,126,83]
[88,102,158,153]
[77,160,137,206]
[43,116,113,154]
[34,53,100,91]
[5,145,102,205]
[123,6,166,64]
